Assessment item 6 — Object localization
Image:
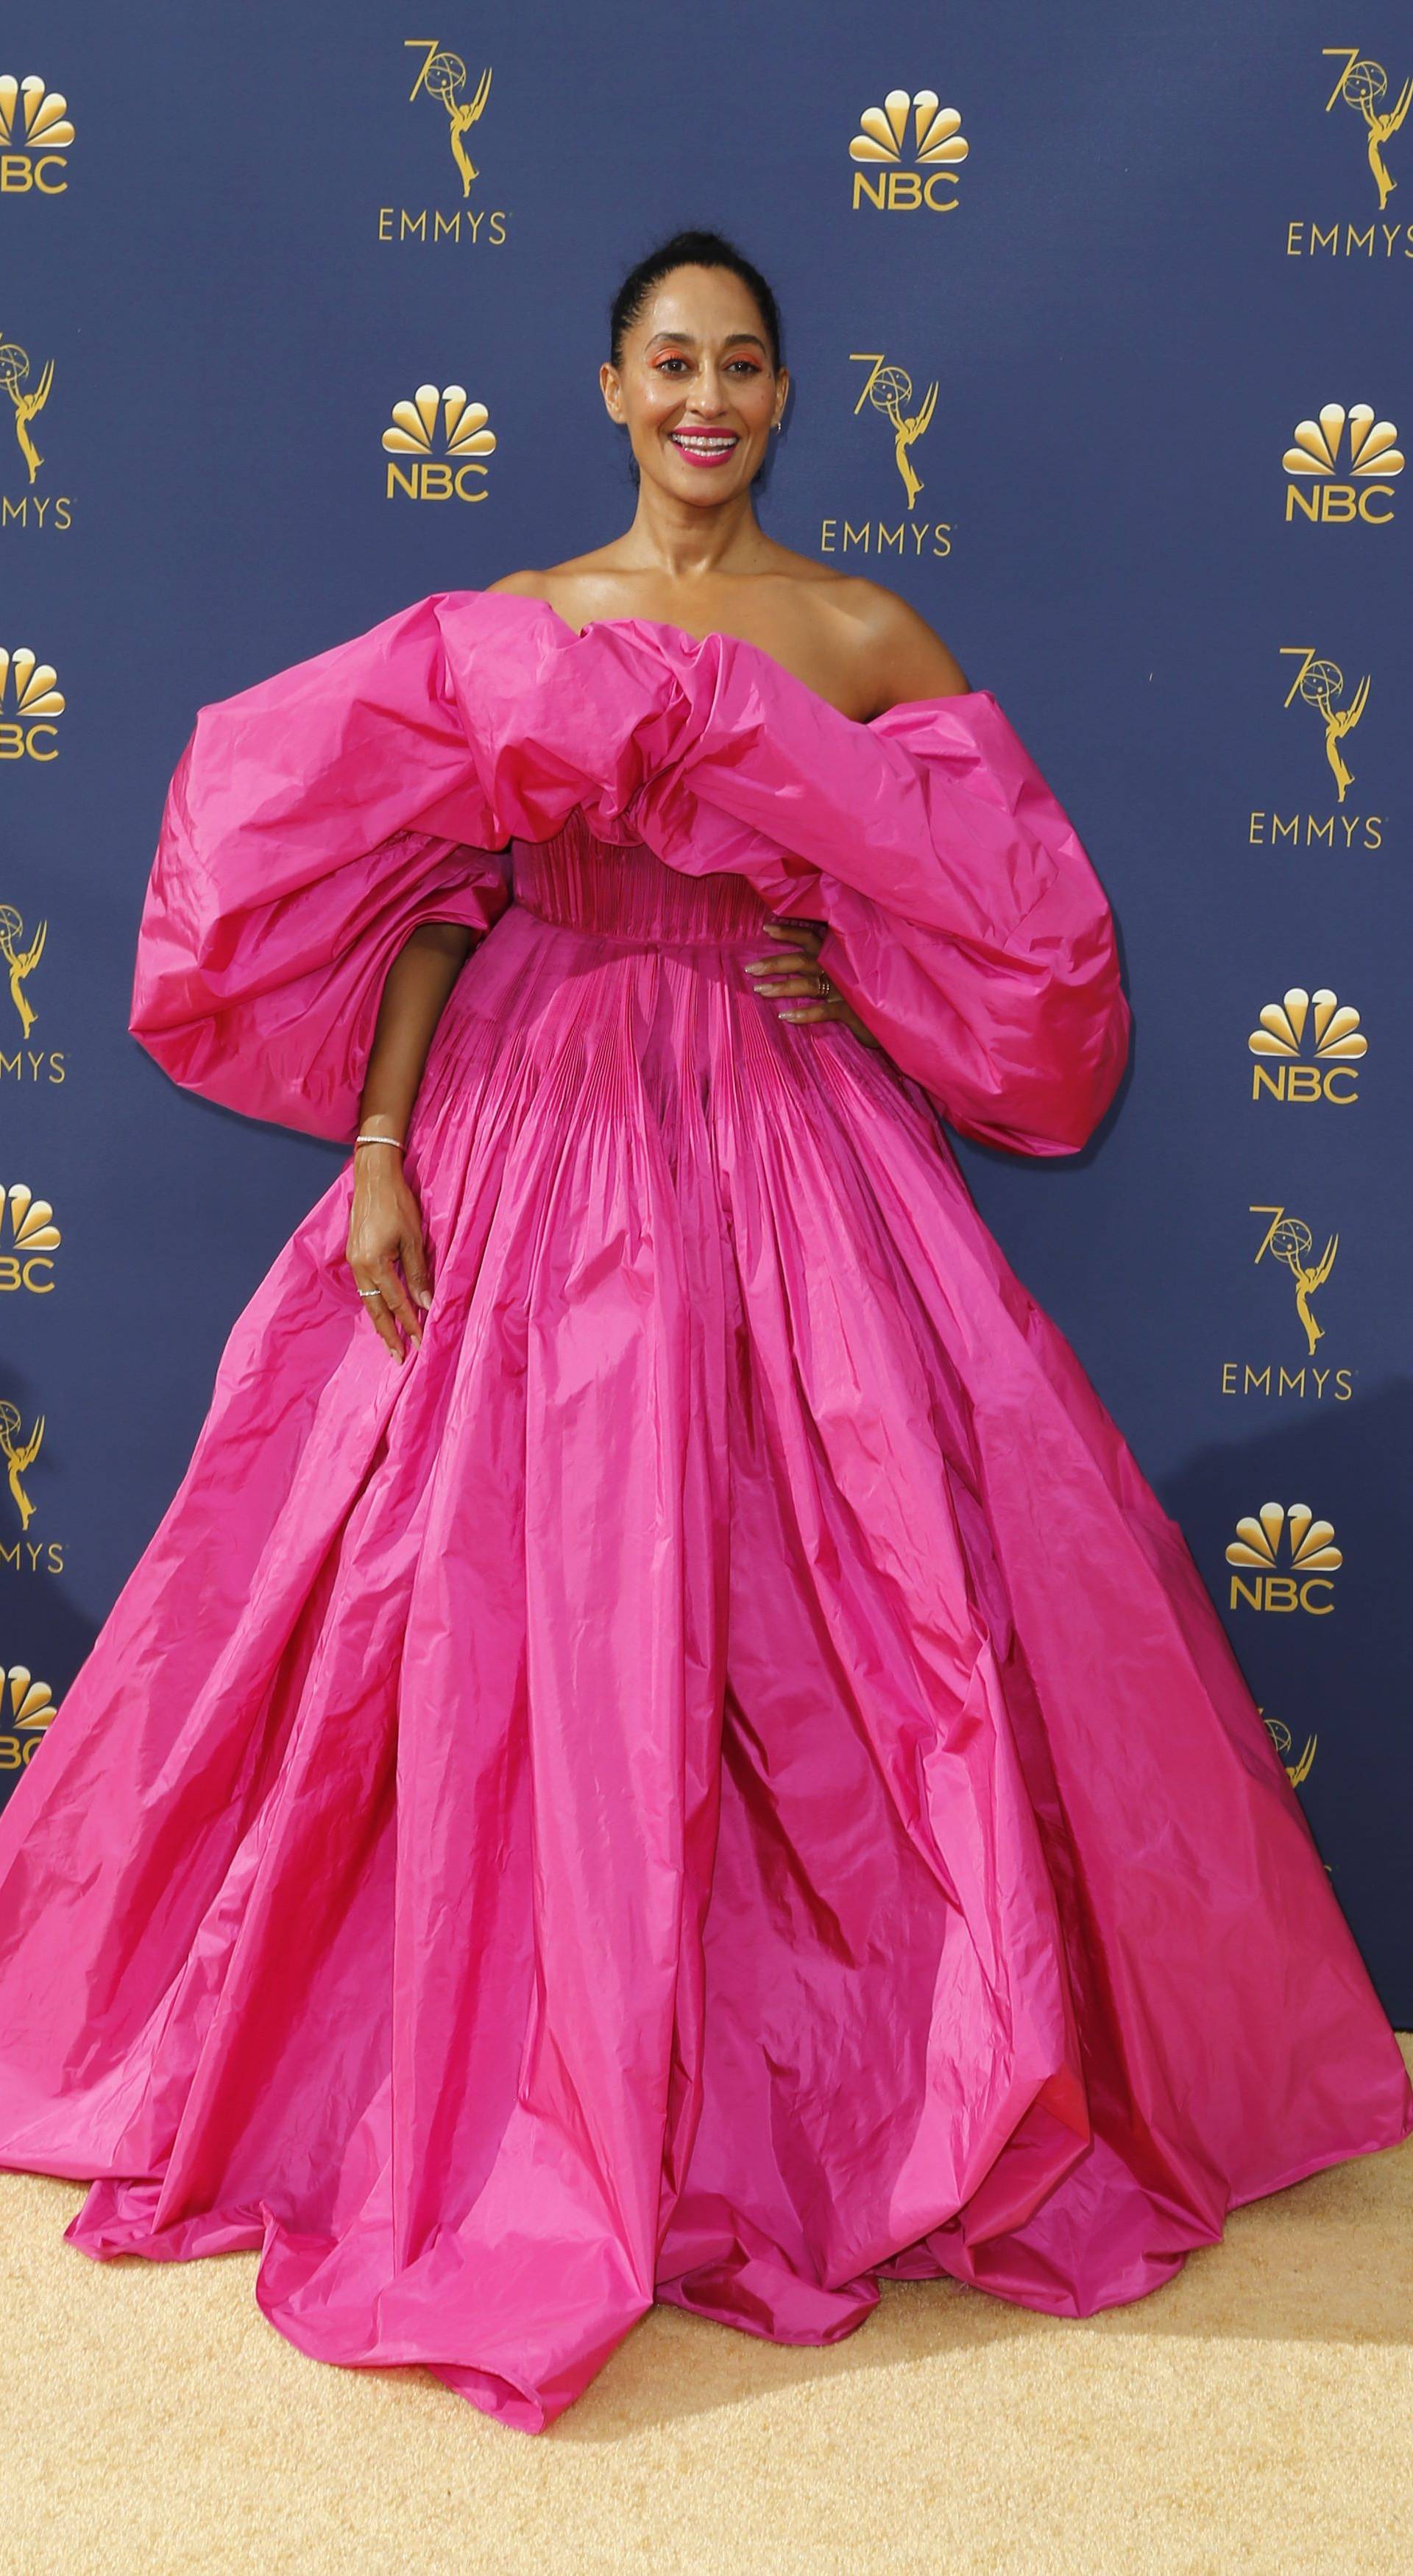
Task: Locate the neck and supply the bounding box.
[616,478,769,581]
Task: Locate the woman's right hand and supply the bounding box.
[346,1150,431,1362]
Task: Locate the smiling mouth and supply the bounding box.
[668,431,740,467]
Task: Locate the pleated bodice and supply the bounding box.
[511,809,772,947]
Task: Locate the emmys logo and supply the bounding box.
[378,41,507,249]
[1286,54,1413,258]
[819,354,953,565]
[1249,987,1366,1103]
[1283,404,1403,522]
[0,1399,43,1534]
[0,331,70,531]
[383,386,495,501]
[0,648,63,759]
[408,43,490,196]
[1253,1207,1338,1357]
[0,75,73,194]
[1325,49,1410,209]
[1247,648,1383,857]
[1262,1710,1318,1788]
[0,907,63,1086]
[1227,1502,1342,1615]
[850,355,938,510]
[1220,1206,1352,1408]
[0,1185,60,1294]
[1285,647,1370,804]
[849,90,968,212]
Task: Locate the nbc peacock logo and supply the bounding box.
[382,385,495,503]
[1,1661,58,1774]
[0,1184,60,1293]
[849,90,968,212]
[1227,1501,1342,1615]
[1248,986,1366,1104]
[0,648,63,760]
[0,75,74,195]
[1283,403,1403,523]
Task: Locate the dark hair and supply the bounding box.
[608,228,785,372]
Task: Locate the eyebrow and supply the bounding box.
[644,330,768,353]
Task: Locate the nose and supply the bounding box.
[685,364,729,417]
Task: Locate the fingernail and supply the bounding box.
[417,1289,433,1309]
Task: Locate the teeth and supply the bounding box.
[673,434,736,449]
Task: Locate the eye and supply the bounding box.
[652,354,691,374]
[726,359,762,375]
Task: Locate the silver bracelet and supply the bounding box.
[353,1133,405,1149]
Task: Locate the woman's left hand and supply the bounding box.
[744,920,886,1052]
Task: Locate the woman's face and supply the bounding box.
[601,265,787,503]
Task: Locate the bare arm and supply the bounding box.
[347,921,474,1361]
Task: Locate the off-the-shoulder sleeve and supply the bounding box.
[606,630,1132,1157]
[131,591,1130,1156]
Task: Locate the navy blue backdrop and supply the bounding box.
[3,2,1409,2014]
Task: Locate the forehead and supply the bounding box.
[631,264,771,348]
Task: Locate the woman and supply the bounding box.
[0,232,1406,2434]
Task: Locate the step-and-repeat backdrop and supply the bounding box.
[3,3,1409,2015]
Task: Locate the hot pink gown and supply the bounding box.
[0,592,1406,2431]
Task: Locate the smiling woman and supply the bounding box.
[487,226,969,722]
[0,229,1407,2439]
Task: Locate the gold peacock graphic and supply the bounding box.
[4,1665,58,1733]
[0,76,74,155]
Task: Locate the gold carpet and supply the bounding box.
[2,2041,1410,2576]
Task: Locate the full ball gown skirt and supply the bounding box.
[0,595,1406,2432]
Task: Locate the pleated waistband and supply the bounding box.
[511,821,771,948]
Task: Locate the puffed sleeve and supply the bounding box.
[615,633,1132,1157]
[129,601,515,1139]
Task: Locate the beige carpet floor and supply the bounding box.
[1,2040,1409,2576]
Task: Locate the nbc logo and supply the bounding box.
[1,1662,57,1770]
[1248,986,1366,1104]
[1227,1501,1342,1614]
[1283,403,1403,522]
[0,648,63,760]
[383,386,495,501]
[0,75,73,194]
[849,90,968,211]
[0,1184,60,1292]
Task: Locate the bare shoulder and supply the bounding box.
[484,567,551,599]
[832,576,971,708]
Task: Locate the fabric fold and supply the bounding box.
[130,590,1129,1152]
